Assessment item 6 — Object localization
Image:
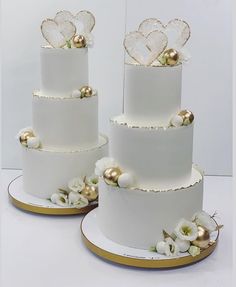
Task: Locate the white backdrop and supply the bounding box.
[1,0,232,175]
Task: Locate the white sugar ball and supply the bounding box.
[156,241,167,254]
[175,238,190,252]
[27,137,40,149]
[71,89,81,98]
[170,115,183,127]
[118,173,134,188]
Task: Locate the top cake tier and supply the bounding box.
[124,63,182,127]
[40,47,88,98]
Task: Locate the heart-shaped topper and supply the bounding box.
[41,19,76,48]
[124,30,168,66]
[139,18,190,49]
[55,10,95,36]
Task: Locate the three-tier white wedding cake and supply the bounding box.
[95,19,215,254]
[17,11,108,208]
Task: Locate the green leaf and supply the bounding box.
[66,40,72,49]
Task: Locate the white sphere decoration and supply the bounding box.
[117,173,134,188]
[170,114,183,127]
[71,89,81,98]
[27,137,40,149]
[156,241,167,254]
[175,238,190,252]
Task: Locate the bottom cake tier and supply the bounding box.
[22,135,108,199]
[98,166,203,249]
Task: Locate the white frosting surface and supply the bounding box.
[110,118,193,190]
[40,47,88,97]
[22,135,108,199]
[32,93,98,150]
[98,167,203,249]
[124,64,182,126]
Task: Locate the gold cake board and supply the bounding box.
[8,175,97,216]
[81,208,219,269]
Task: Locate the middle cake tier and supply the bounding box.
[32,92,98,150]
[110,115,193,190]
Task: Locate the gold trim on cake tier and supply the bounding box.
[110,117,193,130]
[33,90,98,100]
[21,134,108,154]
[125,61,182,68]
[102,165,204,193]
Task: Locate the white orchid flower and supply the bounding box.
[192,211,217,232]
[164,238,180,257]
[50,192,68,207]
[72,194,89,209]
[85,174,99,187]
[174,219,198,241]
[68,177,85,193]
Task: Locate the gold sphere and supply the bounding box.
[163,48,179,66]
[19,131,34,146]
[178,109,194,125]
[80,86,93,98]
[72,35,86,48]
[192,226,210,248]
[103,167,122,186]
[81,185,98,202]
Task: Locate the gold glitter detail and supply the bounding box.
[33,90,97,100]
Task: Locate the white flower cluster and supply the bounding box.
[95,157,135,188]
[71,88,97,98]
[50,174,98,209]
[153,211,218,257]
[17,127,41,149]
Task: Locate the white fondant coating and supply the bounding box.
[22,135,108,199]
[110,118,193,190]
[98,167,203,249]
[124,64,182,126]
[32,94,98,150]
[40,47,88,97]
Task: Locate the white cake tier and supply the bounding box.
[124,64,182,127]
[22,135,108,199]
[40,47,88,98]
[32,92,98,150]
[98,166,203,249]
[110,116,193,190]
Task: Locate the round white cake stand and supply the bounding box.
[8,175,98,216]
[81,208,219,269]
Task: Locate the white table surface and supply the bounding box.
[0,169,232,287]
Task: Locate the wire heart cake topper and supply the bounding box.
[41,10,95,49]
[124,18,191,66]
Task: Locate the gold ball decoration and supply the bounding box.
[81,185,98,202]
[19,131,35,147]
[80,86,93,98]
[103,167,122,186]
[162,48,179,66]
[178,109,194,125]
[192,226,210,248]
[72,35,87,48]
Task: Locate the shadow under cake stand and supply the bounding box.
[81,208,219,269]
[8,175,97,215]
